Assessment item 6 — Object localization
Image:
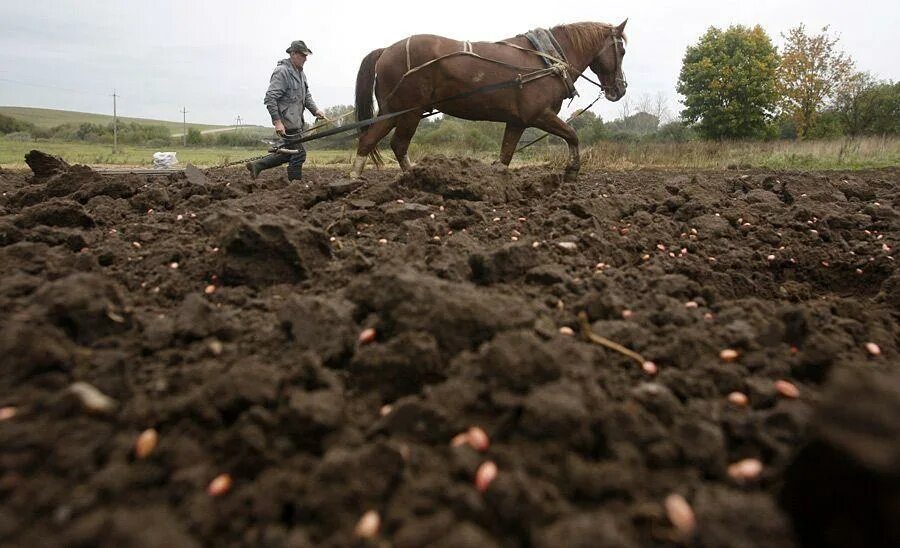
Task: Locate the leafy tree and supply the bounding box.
[654,121,698,142]
[605,111,660,135]
[833,74,899,135]
[569,110,606,145]
[0,114,33,134]
[677,25,779,139]
[856,81,900,135]
[186,127,203,145]
[778,24,854,138]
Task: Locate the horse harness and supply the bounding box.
[253,28,616,154]
[385,27,606,105]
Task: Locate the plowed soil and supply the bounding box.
[0,154,897,547]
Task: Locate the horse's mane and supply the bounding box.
[552,22,626,53]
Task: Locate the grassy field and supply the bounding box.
[0,139,352,168]
[0,106,267,133]
[2,136,897,171]
[551,136,900,171]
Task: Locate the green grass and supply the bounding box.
[3,135,897,171]
[543,136,900,171]
[0,139,353,168]
[0,106,265,133]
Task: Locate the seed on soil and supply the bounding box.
[664,493,696,536]
[204,284,216,295]
[557,242,577,251]
[767,254,776,261]
[379,404,392,416]
[621,309,634,319]
[354,510,381,538]
[68,382,117,415]
[451,432,469,447]
[208,339,224,356]
[378,239,388,245]
[728,458,763,483]
[685,301,698,309]
[0,406,17,420]
[467,427,490,452]
[727,392,749,406]
[703,312,714,321]
[865,342,881,356]
[719,349,739,362]
[559,326,575,336]
[176,214,184,221]
[475,461,498,493]
[134,428,159,459]
[132,242,141,248]
[451,427,490,452]
[207,474,232,497]
[169,262,179,269]
[642,361,658,375]
[775,380,800,399]
[358,328,377,344]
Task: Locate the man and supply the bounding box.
[246,40,327,181]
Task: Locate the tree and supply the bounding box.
[186,127,203,145]
[0,114,33,134]
[569,110,606,145]
[778,24,854,138]
[833,74,900,135]
[677,25,779,139]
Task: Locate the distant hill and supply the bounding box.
[0,106,268,135]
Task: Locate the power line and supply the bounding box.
[112,90,119,154]
[180,107,188,146]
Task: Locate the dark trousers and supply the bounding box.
[256,142,307,180]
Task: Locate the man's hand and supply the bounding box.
[315,111,330,123]
[273,119,286,137]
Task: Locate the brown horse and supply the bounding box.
[350,20,628,180]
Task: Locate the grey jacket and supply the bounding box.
[264,59,319,131]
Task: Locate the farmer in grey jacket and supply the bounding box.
[246,40,327,181]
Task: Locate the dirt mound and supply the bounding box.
[781,366,900,547]
[0,160,896,546]
[397,155,560,202]
[205,211,332,287]
[24,150,71,180]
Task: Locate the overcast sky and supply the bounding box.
[1,0,897,128]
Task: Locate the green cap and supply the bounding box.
[286,40,312,55]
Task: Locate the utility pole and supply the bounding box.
[180,107,189,146]
[111,90,119,154]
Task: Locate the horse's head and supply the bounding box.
[589,20,628,102]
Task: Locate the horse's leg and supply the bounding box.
[499,123,525,166]
[532,110,580,181]
[350,118,395,179]
[390,113,420,171]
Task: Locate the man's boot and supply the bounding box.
[287,162,303,181]
[246,154,285,180]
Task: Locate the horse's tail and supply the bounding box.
[355,47,385,167]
